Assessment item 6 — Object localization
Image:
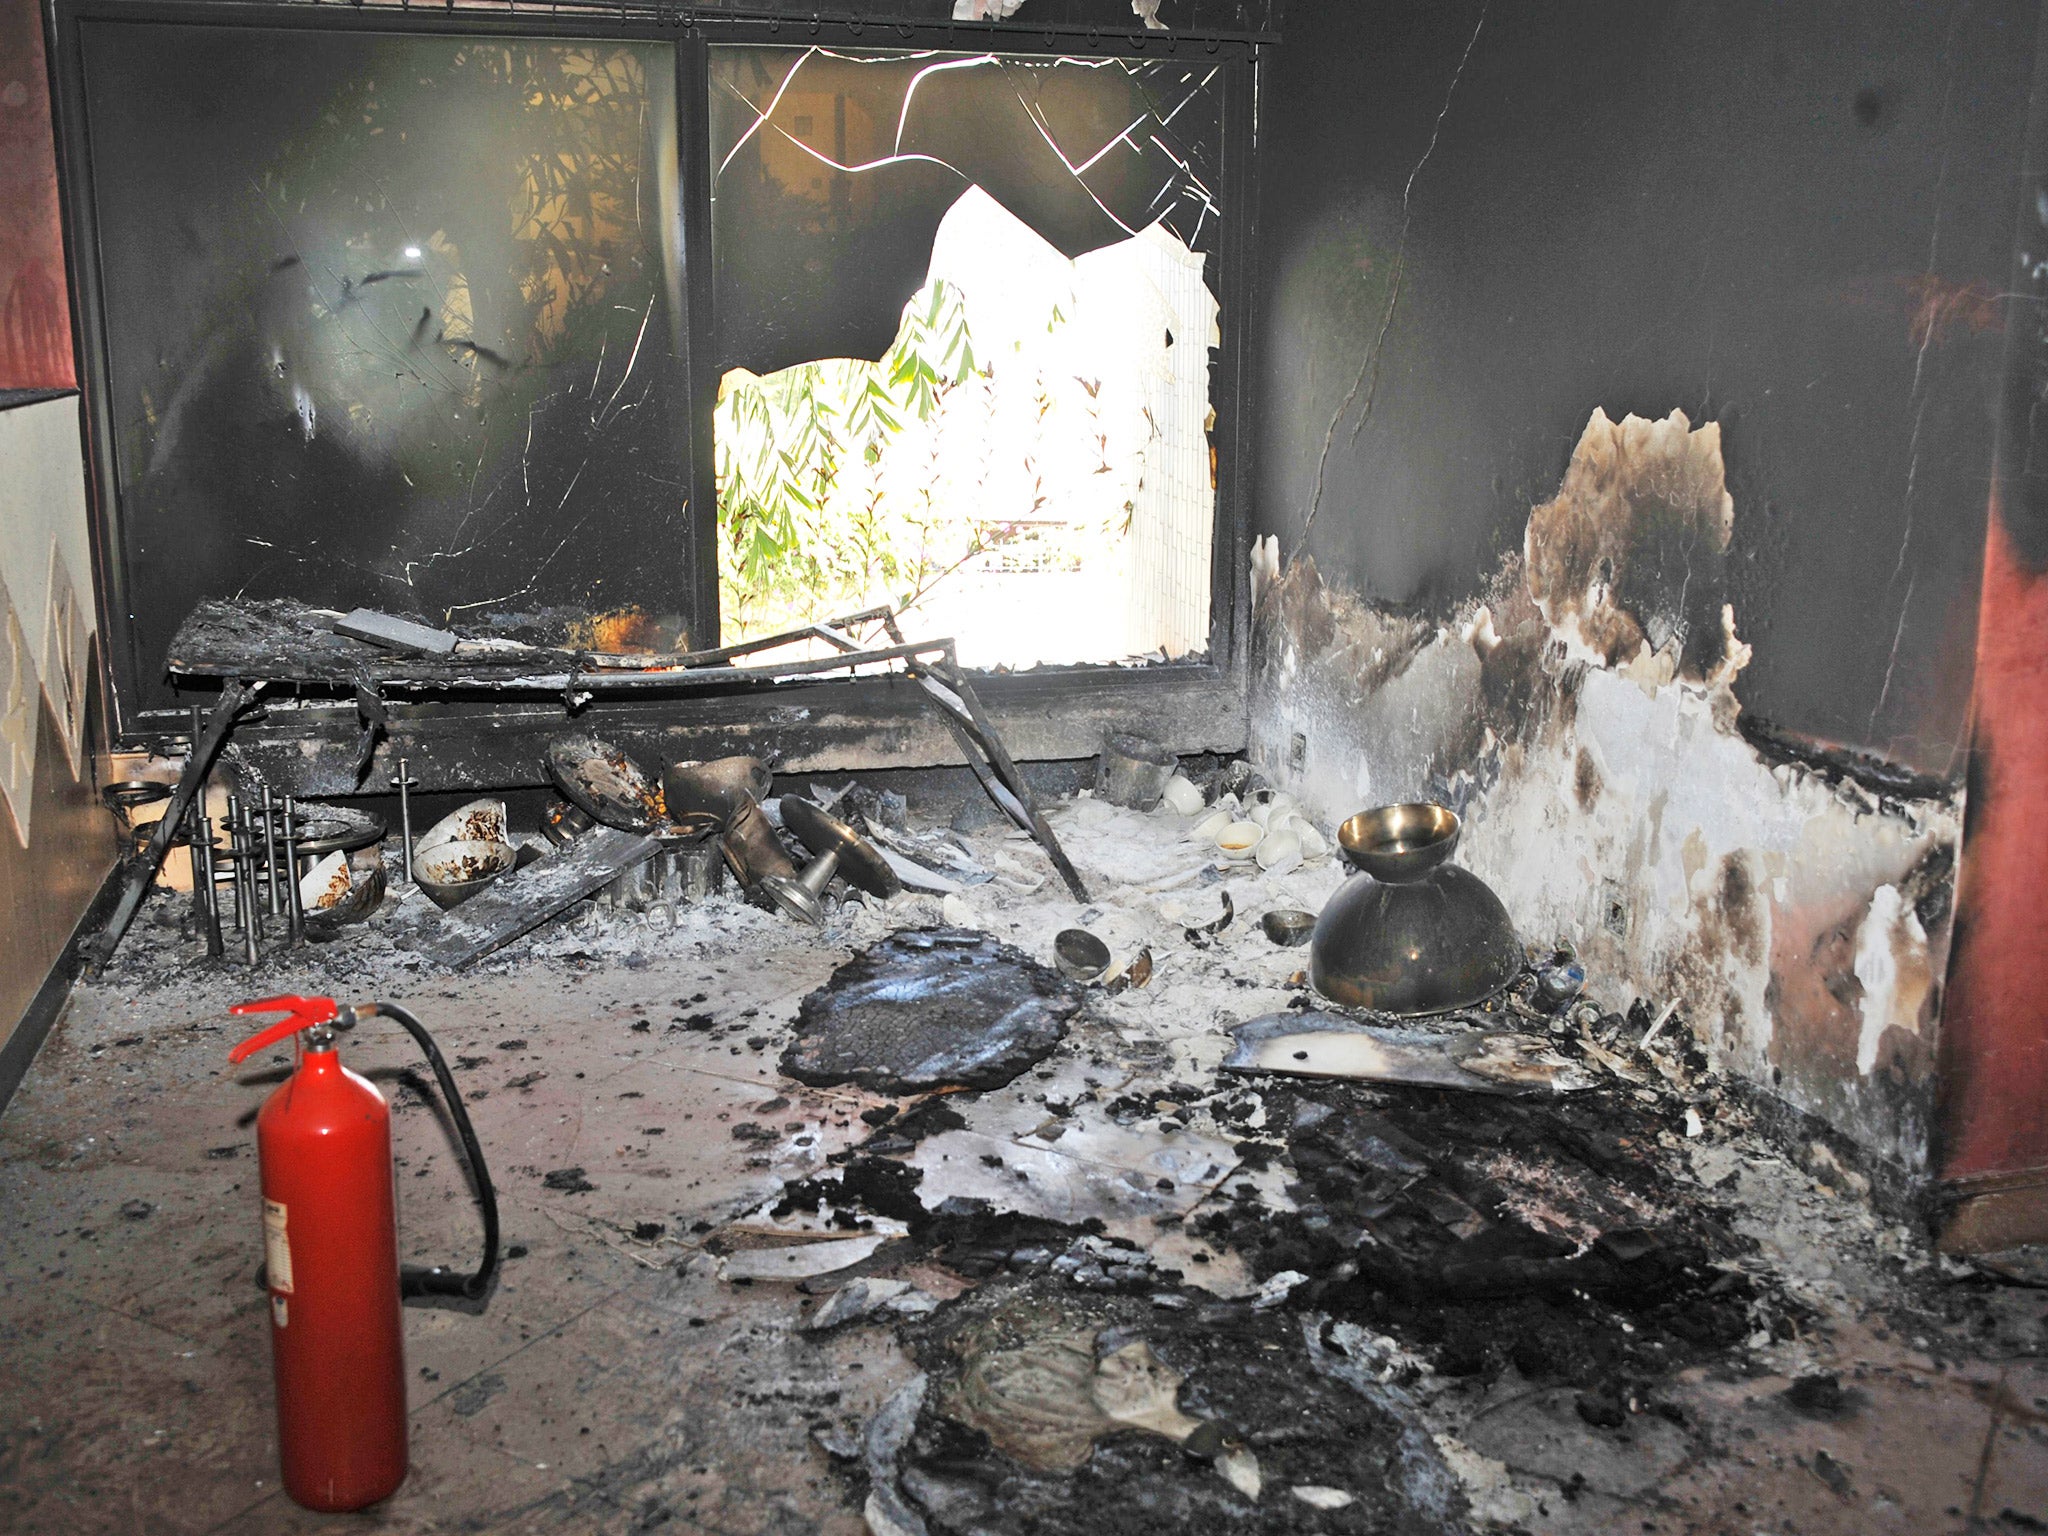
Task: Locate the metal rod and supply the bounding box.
[172,636,954,693]
[282,796,305,948]
[237,801,260,967]
[391,756,417,886]
[203,819,226,962]
[260,786,283,919]
[225,795,244,935]
[81,679,259,973]
[186,805,213,954]
[195,815,223,960]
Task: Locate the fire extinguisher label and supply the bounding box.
[263,1198,294,1294]
[271,1294,288,1329]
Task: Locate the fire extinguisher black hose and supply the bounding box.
[370,1002,501,1303]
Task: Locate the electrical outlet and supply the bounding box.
[1602,877,1629,938]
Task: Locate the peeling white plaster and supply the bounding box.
[1853,883,1931,1077]
[1252,406,1962,1171]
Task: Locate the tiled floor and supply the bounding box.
[0,928,917,1535]
[2,816,2046,1534]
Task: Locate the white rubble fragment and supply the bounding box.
[1291,1486,1355,1510]
[720,1235,888,1281]
[1218,1445,1262,1500]
[804,1278,913,1331]
[863,1489,925,1536]
[1251,1270,1308,1309]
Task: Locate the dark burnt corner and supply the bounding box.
[2,1,2047,1533]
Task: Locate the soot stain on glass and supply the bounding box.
[80,23,690,710]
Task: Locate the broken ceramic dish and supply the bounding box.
[1248,792,1298,830]
[298,850,353,912]
[1288,819,1328,860]
[1254,827,1302,874]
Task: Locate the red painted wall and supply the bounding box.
[1937,506,2048,1179]
[0,0,74,391]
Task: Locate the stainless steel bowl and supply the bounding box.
[1260,908,1317,947]
[1311,802,1522,1014]
[1336,802,1462,883]
[1053,928,1112,983]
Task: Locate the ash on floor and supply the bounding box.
[2,791,2044,1535]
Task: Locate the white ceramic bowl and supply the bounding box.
[1159,775,1206,816]
[1290,820,1328,860]
[1217,821,1263,860]
[1255,827,1303,874]
[1249,793,1298,830]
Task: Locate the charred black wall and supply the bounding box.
[1254,0,2038,776]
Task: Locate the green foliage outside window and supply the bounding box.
[714,278,981,639]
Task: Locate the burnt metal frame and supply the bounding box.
[47,0,1265,773]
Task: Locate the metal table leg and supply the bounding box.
[82,679,261,973]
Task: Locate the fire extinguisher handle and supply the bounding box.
[227,994,340,1063]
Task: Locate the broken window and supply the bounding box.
[75,22,693,720]
[709,47,1226,667]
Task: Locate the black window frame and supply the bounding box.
[46,0,1266,785]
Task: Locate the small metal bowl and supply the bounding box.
[1097,733,1180,811]
[662,756,773,824]
[1260,909,1316,947]
[541,799,596,847]
[1053,927,1112,983]
[415,837,517,910]
[301,855,386,934]
[415,797,507,859]
[1336,802,1461,884]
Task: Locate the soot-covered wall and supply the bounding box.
[1249,0,2038,1177]
[1256,0,2033,776]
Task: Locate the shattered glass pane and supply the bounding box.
[710,48,1225,665]
[79,24,691,712]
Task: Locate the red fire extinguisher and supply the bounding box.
[229,995,500,1513]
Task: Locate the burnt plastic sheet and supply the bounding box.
[782,928,1086,1093]
[78,23,694,713]
[710,46,1226,372]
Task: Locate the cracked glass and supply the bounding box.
[79,23,690,712]
[710,47,1226,666]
